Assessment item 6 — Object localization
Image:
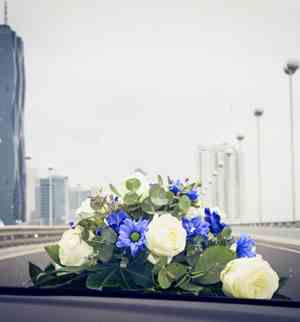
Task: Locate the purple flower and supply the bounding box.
[186,189,199,202]
[116,218,149,257]
[169,179,183,194]
[236,234,256,258]
[204,208,226,236]
[182,217,209,239]
[106,210,129,233]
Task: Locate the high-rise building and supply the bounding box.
[0,23,26,225]
[39,176,69,225]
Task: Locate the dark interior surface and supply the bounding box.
[0,294,299,322]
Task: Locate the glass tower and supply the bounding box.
[0,24,26,225]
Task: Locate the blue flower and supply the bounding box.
[236,234,256,258]
[69,221,75,229]
[204,208,226,236]
[95,227,102,236]
[186,189,199,202]
[106,209,129,233]
[169,179,183,194]
[116,218,149,257]
[182,217,209,239]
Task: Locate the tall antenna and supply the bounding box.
[4,0,8,25]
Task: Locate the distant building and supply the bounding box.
[69,186,91,218]
[0,24,26,225]
[39,176,69,225]
[199,143,245,222]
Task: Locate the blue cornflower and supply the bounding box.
[95,227,102,237]
[116,218,149,257]
[69,221,75,229]
[182,217,210,239]
[106,209,129,233]
[236,234,256,258]
[204,208,226,236]
[186,189,199,202]
[169,179,183,194]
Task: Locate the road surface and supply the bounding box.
[0,241,299,301]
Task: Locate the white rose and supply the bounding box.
[220,257,279,299]
[145,213,187,261]
[59,226,94,267]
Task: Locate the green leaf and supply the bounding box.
[193,246,235,285]
[101,226,117,244]
[220,226,232,239]
[178,195,191,212]
[45,244,63,266]
[166,262,188,281]
[109,184,122,197]
[126,254,154,288]
[179,279,204,295]
[125,178,141,192]
[141,197,156,214]
[124,192,139,205]
[97,243,114,263]
[150,184,169,207]
[158,267,172,289]
[86,266,120,290]
[29,262,43,284]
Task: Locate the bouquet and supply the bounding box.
[29,174,285,300]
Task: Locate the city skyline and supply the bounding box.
[2,0,300,224]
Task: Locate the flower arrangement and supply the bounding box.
[29,174,285,300]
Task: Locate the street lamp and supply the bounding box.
[236,134,245,221]
[284,59,299,222]
[254,109,264,223]
[48,167,54,226]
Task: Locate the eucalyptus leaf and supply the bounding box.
[45,244,63,266]
[178,195,191,212]
[158,267,172,289]
[125,178,141,192]
[141,197,156,214]
[193,246,235,285]
[124,192,139,205]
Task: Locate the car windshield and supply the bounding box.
[0,0,299,304]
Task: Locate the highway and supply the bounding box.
[0,240,299,301]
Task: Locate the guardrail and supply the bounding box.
[0,226,67,249]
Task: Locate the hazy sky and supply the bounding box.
[5,0,300,221]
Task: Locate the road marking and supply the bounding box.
[256,241,300,255]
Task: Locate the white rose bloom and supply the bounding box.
[220,257,279,299]
[145,213,187,261]
[59,226,94,267]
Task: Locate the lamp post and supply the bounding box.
[236,134,245,220]
[224,148,232,219]
[48,167,54,226]
[284,59,299,222]
[254,109,264,224]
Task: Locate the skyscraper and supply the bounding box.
[39,176,69,225]
[0,22,26,225]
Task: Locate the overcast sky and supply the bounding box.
[5,0,300,221]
